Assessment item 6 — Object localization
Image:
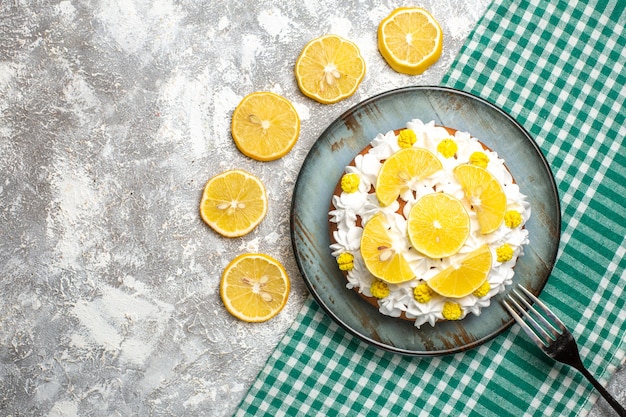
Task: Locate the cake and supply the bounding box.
[328,118,530,328]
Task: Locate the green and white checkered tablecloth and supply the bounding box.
[235,0,626,415]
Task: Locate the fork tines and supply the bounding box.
[502,285,568,349]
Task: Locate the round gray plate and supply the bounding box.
[290,86,561,356]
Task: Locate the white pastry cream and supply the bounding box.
[329,119,530,328]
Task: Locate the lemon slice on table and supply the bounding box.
[427,245,492,298]
[375,147,442,207]
[453,164,507,234]
[231,92,300,161]
[221,253,290,322]
[360,212,414,284]
[378,7,443,75]
[295,34,366,104]
[200,170,267,238]
[408,193,470,259]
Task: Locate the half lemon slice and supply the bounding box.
[427,245,492,298]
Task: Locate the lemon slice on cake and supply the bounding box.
[360,212,414,284]
[375,147,442,207]
[427,245,493,298]
[453,164,507,234]
[408,193,470,259]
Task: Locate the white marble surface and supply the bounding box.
[0,1,623,416]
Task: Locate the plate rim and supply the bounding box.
[290,85,561,356]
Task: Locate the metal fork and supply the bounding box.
[503,285,626,416]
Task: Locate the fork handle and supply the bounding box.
[576,365,626,416]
